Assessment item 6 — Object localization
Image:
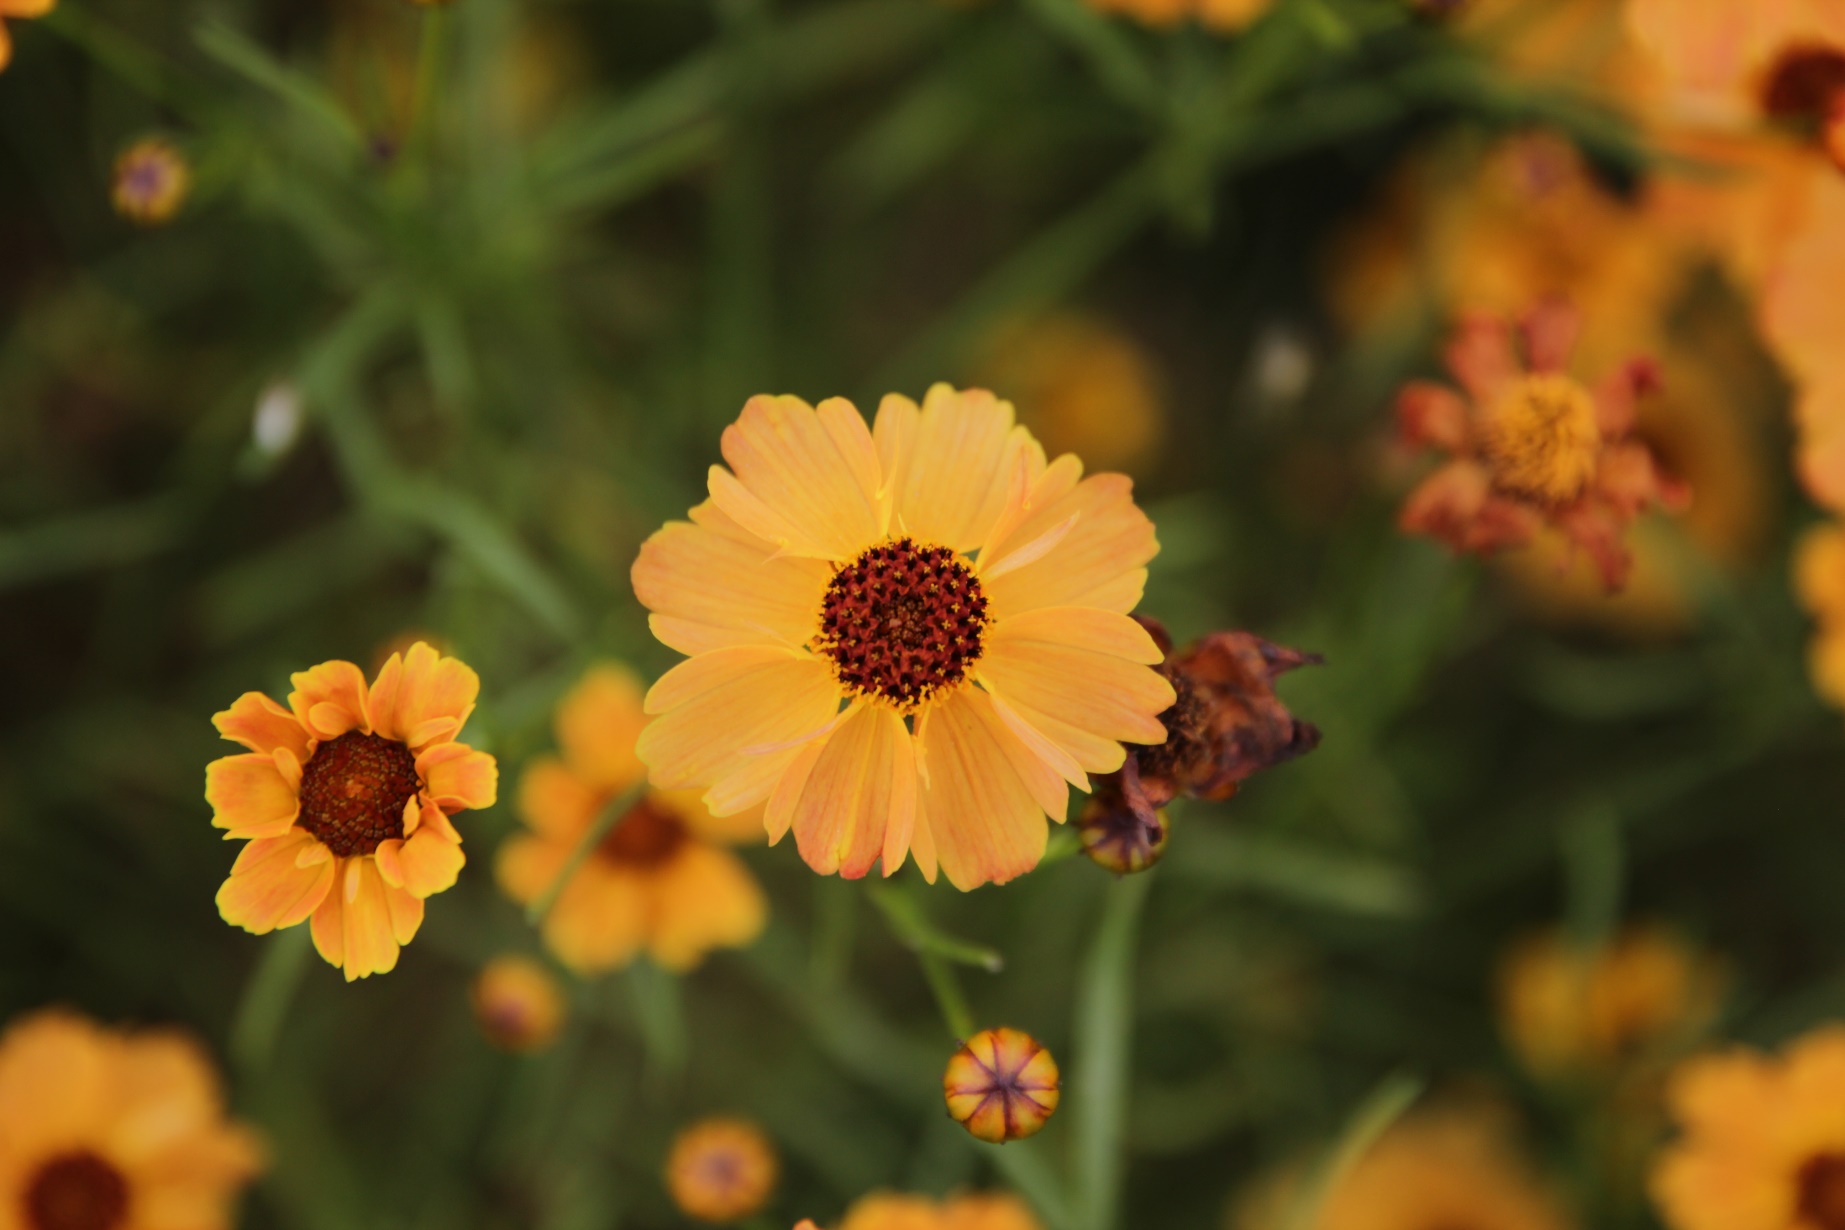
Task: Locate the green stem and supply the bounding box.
[1072,873,1154,1230]
[230,926,314,1076]
[42,6,210,122]
[405,5,449,165]
[921,951,976,1042]
[525,782,645,925]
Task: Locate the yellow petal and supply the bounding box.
[212,692,312,760]
[637,651,841,791]
[370,641,479,749]
[287,659,371,740]
[983,473,1157,619]
[517,756,601,839]
[710,393,883,559]
[632,504,831,656]
[554,663,648,793]
[397,826,465,898]
[647,845,768,970]
[216,830,335,933]
[657,788,768,846]
[889,384,1026,551]
[991,605,1166,663]
[335,858,403,980]
[383,881,425,946]
[787,703,917,879]
[543,864,648,973]
[0,1012,112,1152]
[494,832,570,905]
[416,741,498,812]
[205,754,300,839]
[977,631,1174,766]
[915,688,1048,890]
[956,686,1070,821]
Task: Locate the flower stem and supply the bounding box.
[405,4,449,166]
[526,781,645,925]
[920,951,977,1042]
[1072,871,1154,1230]
[229,925,314,1076]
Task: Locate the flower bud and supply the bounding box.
[943,1028,1060,1144]
[666,1118,779,1223]
[1077,779,1169,875]
[470,955,564,1053]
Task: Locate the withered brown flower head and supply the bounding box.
[1078,617,1322,873]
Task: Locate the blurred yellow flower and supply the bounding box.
[665,1118,779,1223]
[0,1009,263,1230]
[943,1028,1060,1143]
[1238,1115,1573,1230]
[1626,0,1845,129]
[838,1191,1043,1230]
[110,138,190,227]
[630,385,1173,890]
[1651,1025,1845,1230]
[207,642,497,981]
[1498,926,1724,1079]
[1083,0,1268,32]
[470,955,565,1053]
[495,664,767,973]
[0,0,54,73]
[979,315,1166,476]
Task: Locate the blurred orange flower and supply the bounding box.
[943,1028,1060,1143]
[980,315,1166,476]
[1651,1025,1845,1230]
[207,642,497,981]
[111,138,190,227]
[665,1118,779,1223]
[1395,299,1689,591]
[0,0,54,73]
[0,1009,263,1230]
[1083,0,1268,34]
[630,385,1173,890]
[471,955,565,1053]
[495,664,767,973]
[838,1191,1042,1230]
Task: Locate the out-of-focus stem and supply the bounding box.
[406,5,449,166]
[1072,871,1153,1230]
[920,951,976,1042]
[230,925,314,1076]
[526,782,644,925]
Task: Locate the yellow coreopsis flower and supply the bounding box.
[0,1009,263,1230]
[0,0,54,73]
[206,641,498,981]
[631,385,1174,890]
[665,1118,779,1223]
[495,664,767,973]
[838,1191,1043,1230]
[471,955,565,1053]
[1651,1025,1845,1230]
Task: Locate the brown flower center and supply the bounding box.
[1478,372,1601,504]
[1762,46,1845,121]
[816,537,988,709]
[24,1152,129,1230]
[598,798,689,869]
[298,731,420,858]
[1800,1153,1845,1230]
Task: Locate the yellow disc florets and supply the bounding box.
[1477,373,1600,503]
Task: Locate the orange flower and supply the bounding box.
[665,1118,778,1223]
[471,955,565,1053]
[1498,927,1724,1080]
[943,1028,1060,1144]
[1651,1025,1845,1230]
[1395,300,1690,591]
[0,0,54,73]
[0,1009,263,1230]
[1626,0,1845,128]
[838,1191,1043,1230]
[111,138,190,227]
[495,664,767,973]
[1082,0,1267,31]
[978,315,1166,476]
[207,641,497,981]
[631,385,1174,890]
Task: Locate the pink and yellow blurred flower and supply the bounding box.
[665,1118,779,1223]
[631,385,1174,890]
[207,641,497,980]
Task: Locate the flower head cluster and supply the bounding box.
[1396,299,1690,591]
[0,1009,263,1230]
[207,642,497,980]
[665,1118,779,1223]
[631,385,1174,890]
[495,664,767,973]
[1651,1026,1845,1230]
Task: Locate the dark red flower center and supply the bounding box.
[816,537,988,709]
[24,1151,129,1230]
[298,731,420,858]
[1800,1153,1845,1230]
[598,798,689,869]
[1762,46,1845,121]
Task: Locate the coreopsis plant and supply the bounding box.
[206,642,497,980]
[631,384,1175,889]
[1395,299,1689,591]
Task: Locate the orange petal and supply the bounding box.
[787,703,917,879]
[370,641,478,749]
[886,384,1027,552]
[647,844,768,969]
[637,650,842,792]
[383,881,424,946]
[0,22,13,73]
[517,756,601,840]
[287,659,371,741]
[554,663,648,794]
[1396,381,1470,453]
[205,754,301,839]
[632,506,831,656]
[330,858,403,981]
[397,826,465,898]
[494,832,570,905]
[216,830,335,934]
[978,628,1174,759]
[707,394,883,559]
[982,473,1157,619]
[212,692,312,761]
[542,864,648,973]
[416,741,498,812]
[1444,312,1519,406]
[915,688,1050,890]
[656,788,768,846]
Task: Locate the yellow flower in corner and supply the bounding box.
[1652,1026,1845,1230]
[0,1008,263,1230]
[495,664,767,973]
[0,0,54,73]
[206,641,498,981]
[631,385,1174,890]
